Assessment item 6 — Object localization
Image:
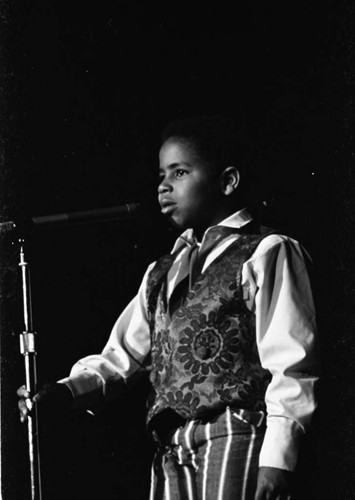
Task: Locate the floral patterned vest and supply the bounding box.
[146,227,275,423]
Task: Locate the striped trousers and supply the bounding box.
[149,407,265,500]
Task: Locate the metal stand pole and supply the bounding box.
[18,239,42,500]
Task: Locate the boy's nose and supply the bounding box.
[158,181,172,194]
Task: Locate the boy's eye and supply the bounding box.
[175,169,187,178]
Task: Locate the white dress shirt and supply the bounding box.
[59,208,319,471]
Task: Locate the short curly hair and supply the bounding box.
[160,114,250,175]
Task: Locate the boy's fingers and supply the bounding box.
[18,398,31,422]
[18,397,32,411]
[17,385,30,398]
[17,384,35,423]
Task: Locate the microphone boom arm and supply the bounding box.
[0,203,141,234]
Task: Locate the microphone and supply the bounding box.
[0,203,141,234]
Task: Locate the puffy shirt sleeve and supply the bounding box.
[242,234,319,471]
[58,262,154,409]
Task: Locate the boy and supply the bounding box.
[18,115,319,499]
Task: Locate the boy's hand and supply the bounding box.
[255,466,293,500]
[17,383,74,423]
[17,385,33,423]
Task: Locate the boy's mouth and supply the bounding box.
[160,198,177,215]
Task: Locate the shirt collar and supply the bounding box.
[171,207,254,253]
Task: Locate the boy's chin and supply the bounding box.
[166,215,189,231]
[168,217,185,229]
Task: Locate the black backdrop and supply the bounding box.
[0,1,354,499]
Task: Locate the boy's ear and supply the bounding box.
[220,166,240,196]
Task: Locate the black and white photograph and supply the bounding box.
[0,2,354,499]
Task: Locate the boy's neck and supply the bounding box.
[193,205,245,241]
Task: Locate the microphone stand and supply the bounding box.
[18,238,42,500]
[5,203,141,499]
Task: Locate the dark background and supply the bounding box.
[0,1,354,499]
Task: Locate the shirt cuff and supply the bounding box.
[259,416,305,471]
[58,371,104,409]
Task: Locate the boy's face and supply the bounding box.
[158,139,225,233]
